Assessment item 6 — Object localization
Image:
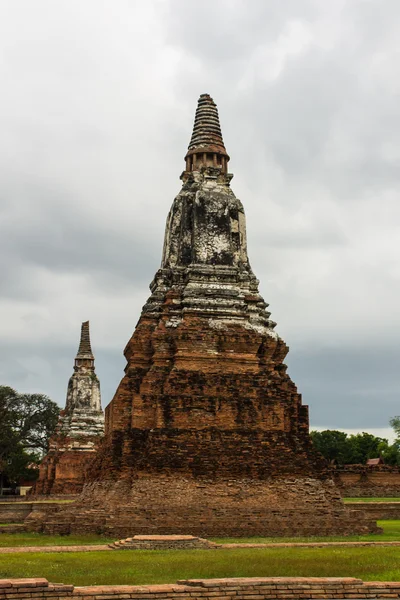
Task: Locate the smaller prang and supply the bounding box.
[31,321,104,496]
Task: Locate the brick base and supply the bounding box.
[27,475,380,537]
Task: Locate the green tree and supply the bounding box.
[310,429,399,465]
[347,432,387,464]
[390,416,400,442]
[310,430,353,465]
[378,440,400,466]
[386,416,400,465]
[0,386,60,492]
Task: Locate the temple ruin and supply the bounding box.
[33,321,104,495]
[39,94,378,535]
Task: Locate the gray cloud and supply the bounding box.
[288,343,400,430]
[0,0,399,434]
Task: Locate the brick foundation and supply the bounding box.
[27,476,379,537]
[3,578,400,600]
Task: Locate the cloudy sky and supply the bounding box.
[0,0,399,440]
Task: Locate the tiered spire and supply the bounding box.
[76,321,94,360]
[65,320,103,418]
[184,94,230,173]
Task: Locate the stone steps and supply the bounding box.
[109,534,218,550]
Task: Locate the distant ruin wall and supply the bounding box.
[346,501,400,520]
[334,466,400,497]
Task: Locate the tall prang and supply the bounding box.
[39,95,378,534]
[32,321,104,495]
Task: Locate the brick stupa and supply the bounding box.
[33,321,104,495]
[41,95,378,535]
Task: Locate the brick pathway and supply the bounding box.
[0,545,110,553]
[221,541,400,548]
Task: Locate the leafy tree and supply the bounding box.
[310,430,353,465]
[378,440,400,466]
[390,416,400,443]
[347,432,387,464]
[0,386,59,454]
[310,429,400,466]
[385,416,400,465]
[0,386,59,492]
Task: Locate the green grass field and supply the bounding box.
[212,520,400,543]
[1,518,400,586]
[0,520,399,547]
[344,497,400,503]
[1,546,400,585]
[0,532,114,547]
[0,500,74,504]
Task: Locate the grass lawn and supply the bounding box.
[0,500,74,504]
[212,520,400,544]
[1,521,400,547]
[1,546,400,585]
[0,533,114,547]
[344,497,400,503]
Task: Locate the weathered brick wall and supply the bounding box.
[32,440,100,496]
[335,467,400,497]
[0,502,64,524]
[0,504,32,523]
[36,309,379,536]
[3,578,400,600]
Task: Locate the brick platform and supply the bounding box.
[110,535,218,550]
[35,476,378,537]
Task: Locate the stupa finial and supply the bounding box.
[184,93,230,173]
[76,321,93,359]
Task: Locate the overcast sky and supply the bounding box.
[0,0,399,440]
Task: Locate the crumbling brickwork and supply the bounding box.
[38,94,378,535]
[32,322,104,496]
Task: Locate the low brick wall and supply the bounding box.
[0,502,64,525]
[0,524,25,533]
[347,501,400,520]
[3,577,400,600]
[335,467,400,497]
[0,504,32,523]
